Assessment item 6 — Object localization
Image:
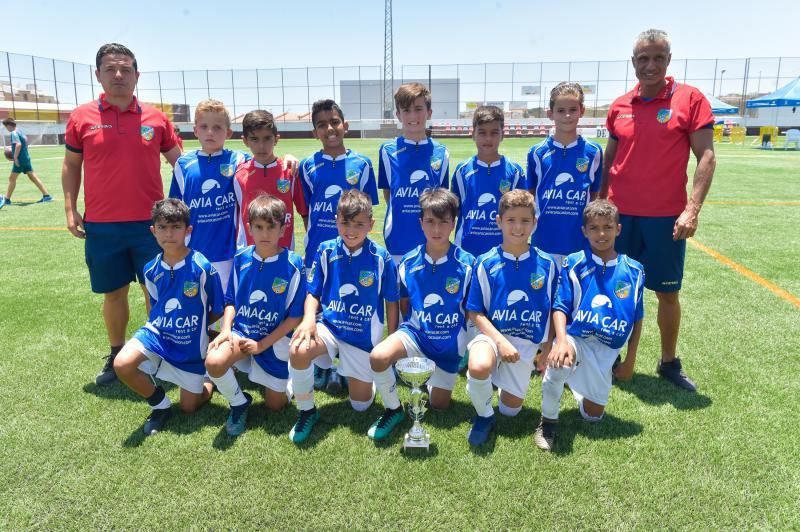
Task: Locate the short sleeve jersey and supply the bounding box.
[605,77,714,216]
[142,250,224,374]
[226,246,305,379]
[299,150,378,266]
[9,129,31,162]
[65,94,178,223]
[169,149,249,263]
[398,244,475,373]
[378,137,450,257]
[466,246,558,347]
[234,158,308,250]
[307,237,399,352]
[554,251,645,351]
[451,155,526,257]
[528,136,602,255]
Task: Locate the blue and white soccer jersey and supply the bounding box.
[307,237,399,382]
[528,136,602,259]
[130,250,224,392]
[169,149,249,290]
[466,246,558,399]
[299,150,378,267]
[225,246,305,392]
[553,251,645,405]
[378,137,449,262]
[452,156,526,257]
[390,244,474,389]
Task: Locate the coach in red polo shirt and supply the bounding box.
[601,29,716,391]
[62,43,181,386]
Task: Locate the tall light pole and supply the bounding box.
[719,69,726,97]
[383,0,394,119]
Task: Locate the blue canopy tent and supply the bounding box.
[706,94,739,115]
[746,77,800,108]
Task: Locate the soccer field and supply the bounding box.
[0,138,798,529]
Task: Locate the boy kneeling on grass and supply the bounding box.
[114,199,224,436]
[535,199,644,451]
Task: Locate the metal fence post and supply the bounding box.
[6,52,17,119]
[52,58,61,122]
[31,55,40,120]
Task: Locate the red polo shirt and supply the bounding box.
[605,77,713,217]
[235,158,309,250]
[65,94,178,223]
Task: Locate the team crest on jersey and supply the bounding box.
[359,270,375,287]
[277,178,290,193]
[575,157,589,173]
[430,157,443,171]
[656,108,672,124]
[445,277,460,294]
[272,277,288,294]
[530,273,545,290]
[140,126,154,141]
[183,281,199,297]
[499,179,511,193]
[219,164,234,177]
[346,170,360,185]
[615,281,631,299]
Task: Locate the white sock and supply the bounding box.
[498,398,521,417]
[350,396,374,412]
[466,372,494,418]
[373,366,401,410]
[209,368,246,407]
[152,396,171,410]
[289,363,315,411]
[541,366,571,420]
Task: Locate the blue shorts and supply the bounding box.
[11,158,33,173]
[84,221,160,294]
[616,215,685,293]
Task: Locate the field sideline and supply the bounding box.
[0,138,798,529]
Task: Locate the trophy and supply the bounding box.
[394,357,436,451]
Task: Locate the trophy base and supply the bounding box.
[403,432,430,451]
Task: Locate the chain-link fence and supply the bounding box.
[2,50,799,131]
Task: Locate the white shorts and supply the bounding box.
[563,335,620,407]
[314,322,372,384]
[130,337,205,394]
[232,335,290,393]
[468,333,538,400]
[388,330,458,391]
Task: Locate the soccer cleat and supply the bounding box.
[313,366,330,390]
[143,407,173,436]
[657,357,697,392]
[367,407,405,441]
[467,414,496,446]
[36,195,53,204]
[0,196,8,209]
[95,352,118,386]
[289,407,320,444]
[533,419,557,451]
[225,392,253,437]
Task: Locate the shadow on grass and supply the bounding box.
[121,401,228,448]
[82,382,143,403]
[552,410,644,456]
[614,374,713,411]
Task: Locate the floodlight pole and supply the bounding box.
[719,70,726,97]
[383,0,394,119]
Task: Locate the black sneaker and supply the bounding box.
[143,407,172,436]
[533,419,557,451]
[95,352,118,386]
[656,357,697,392]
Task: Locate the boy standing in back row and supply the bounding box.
[379,83,449,264]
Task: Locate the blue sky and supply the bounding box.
[5,0,799,70]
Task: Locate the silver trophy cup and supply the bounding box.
[394,357,436,451]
